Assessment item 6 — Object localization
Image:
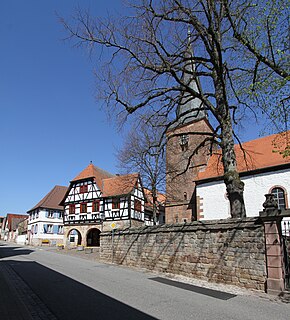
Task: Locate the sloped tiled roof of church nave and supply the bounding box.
[71,163,115,189]
[28,185,68,212]
[196,132,290,182]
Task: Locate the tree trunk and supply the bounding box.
[220,120,246,218]
[213,61,246,218]
[152,187,158,225]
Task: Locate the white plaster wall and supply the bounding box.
[28,221,64,241]
[16,235,27,245]
[196,168,290,233]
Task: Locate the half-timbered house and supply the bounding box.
[60,163,146,248]
[27,185,67,246]
[1,213,28,242]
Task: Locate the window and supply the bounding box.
[112,198,120,210]
[58,225,63,234]
[134,199,142,212]
[92,213,100,220]
[271,187,286,209]
[44,224,53,234]
[48,210,54,218]
[92,200,100,212]
[69,204,75,214]
[80,203,87,213]
[179,134,189,151]
[58,212,63,219]
[80,185,88,193]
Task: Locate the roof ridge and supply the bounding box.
[103,172,139,181]
[240,130,290,145]
[196,131,290,181]
[27,185,68,212]
[93,164,115,177]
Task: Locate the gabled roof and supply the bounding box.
[196,132,290,182]
[5,214,28,231]
[60,164,143,203]
[144,188,166,204]
[27,185,68,212]
[102,173,140,197]
[71,163,115,189]
[143,188,166,211]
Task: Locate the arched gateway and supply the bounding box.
[87,228,101,247]
[67,229,82,246]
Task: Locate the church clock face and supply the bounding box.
[179,134,189,146]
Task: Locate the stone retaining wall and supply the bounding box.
[100,218,267,291]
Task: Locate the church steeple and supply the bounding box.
[175,29,206,127]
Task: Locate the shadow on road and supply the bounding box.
[3,258,157,320]
[0,243,33,259]
[150,277,236,300]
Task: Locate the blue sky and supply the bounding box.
[0,0,262,216]
[0,0,126,215]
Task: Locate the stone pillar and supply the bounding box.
[260,194,285,295]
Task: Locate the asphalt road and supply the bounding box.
[0,242,289,320]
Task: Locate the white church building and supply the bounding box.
[195,132,290,233]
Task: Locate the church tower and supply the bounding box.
[165,34,213,223]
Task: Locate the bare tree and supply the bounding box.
[60,0,289,218]
[223,0,290,134]
[117,113,166,224]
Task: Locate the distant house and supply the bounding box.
[60,163,146,248]
[27,185,67,246]
[15,218,28,245]
[144,189,166,225]
[2,214,28,242]
[0,216,5,239]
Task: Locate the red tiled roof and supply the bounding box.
[197,132,290,181]
[6,214,28,231]
[102,173,140,197]
[27,185,68,212]
[71,163,115,189]
[144,188,166,210]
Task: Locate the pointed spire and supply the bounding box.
[175,29,206,127]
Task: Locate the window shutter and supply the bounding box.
[43,224,47,233]
[53,225,58,234]
[45,210,48,218]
